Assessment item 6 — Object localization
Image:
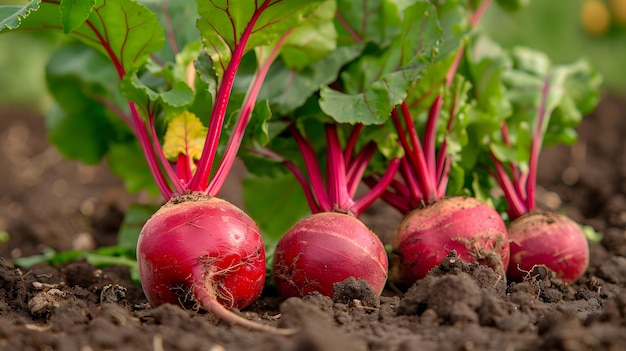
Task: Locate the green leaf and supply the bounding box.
[260,45,361,115]
[243,172,310,246]
[45,42,127,164]
[60,0,96,34]
[120,68,195,120]
[246,100,273,147]
[107,140,160,196]
[13,248,62,268]
[143,0,199,64]
[5,0,164,71]
[495,0,530,13]
[319,72,410,125]
[75,0,164,71]
[13,246,138,283]
[320,0,443,124]
[46,103,114,164]
[279,0,337,70]
[196,0,325,80]
[335,0,407,46]
[0,0,45,32]
[117,203,160,251]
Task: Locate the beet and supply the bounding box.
[137,195,265,310]
[393,196,510,286]
[506,210,589,283]
[272,211,388,298]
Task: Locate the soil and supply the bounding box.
[1,94,625,351]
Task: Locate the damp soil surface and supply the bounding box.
[1,95,626,351]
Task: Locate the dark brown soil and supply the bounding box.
[1,94,625,351]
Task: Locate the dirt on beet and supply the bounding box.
[1,94,626,351]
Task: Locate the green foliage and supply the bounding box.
[13,246,140,283]
[44,43,124,164]
[196,0,326,80]
[0,0,603,266]
[319,0,444,125]
[243,173,310,246]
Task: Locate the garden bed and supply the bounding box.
[0,94,625,350]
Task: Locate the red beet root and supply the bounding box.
[137,195,265,311]
[506,210,589,283]
[393,196,510,286]
[272,211,389,298]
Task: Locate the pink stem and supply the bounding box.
[344,123,364,162]
[399,156,423,203]
[325,124,353,210]
[363,176,413,214]
[351,158,401,216]
[389,107,428,205]
[400,103,435,200]
[148,111,185,193]
[289,125,332,212]
[436,156,451,198]
[346,142,376,197]
[470,0,494,27]
[249,147,321,213]
[391,108,418,171]
[189,0,271,192]
[500,124,527,202]
[435,89,458,188]
[526,76,551,211]
[84,19,173,198]
[490,151,527,219]
[175,154,193,184]
[128,103,173,198]
[423,95,443,194]
[207,29,293,196]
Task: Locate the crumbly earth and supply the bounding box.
[0,94,625,351]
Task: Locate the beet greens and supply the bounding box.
[481,46,601,282]
[1,0,336,333]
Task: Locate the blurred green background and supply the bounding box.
[481,0,626,93]
[0,0,624,113]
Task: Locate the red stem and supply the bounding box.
[351,157,401,216]
[344,123,364,162]
[248,147,321,213]
[399,156,423,204]
[470,0,494,27]
[424,94,443,190]
[175,153,193,184]
[400,103,435,200]
[500,124,527,201]
[289,125,332,212]
[148,111,185,193]
[207,29,293,196]
[526,76,551,211]
[364,176,413,213]
[128,103,173,198]
[85,19,172,198]
[325,124,353,211]
[436,156,451,198]
[346,142,376,197]
[189,0,271,192]
[489,151,527,219]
